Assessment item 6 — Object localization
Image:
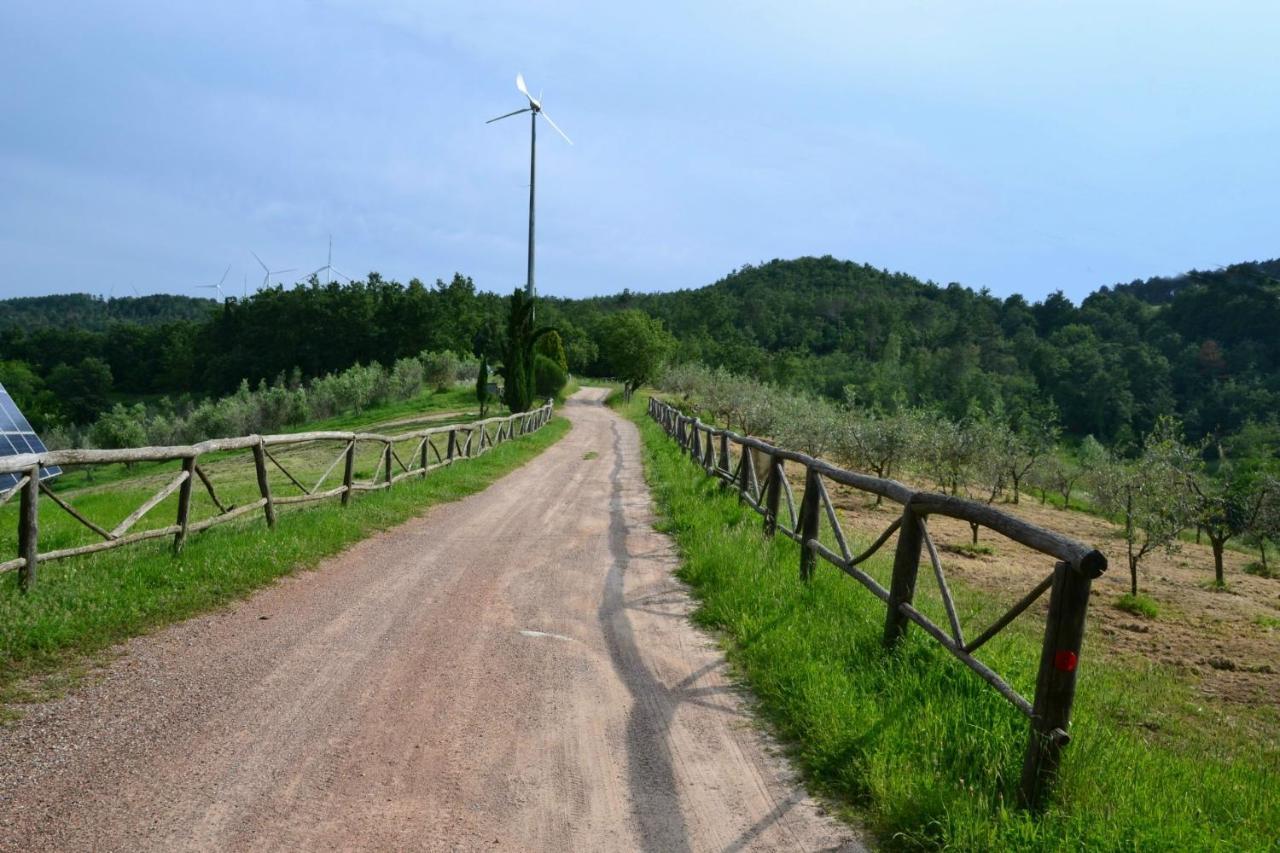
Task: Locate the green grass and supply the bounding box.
[623,394,1280,851]
[0,415,569,710]
[1254,615,1280,630]
[1115,593,1160,619]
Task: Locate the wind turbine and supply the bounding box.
[310,235,350,285]
[486,72,572,306]
[251,251,296,290]
[197,264,232,301]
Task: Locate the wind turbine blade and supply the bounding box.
[251,250,269,273]
[218,264,231,287]
[311,266,327,276]
[486,107,531,124]
[516,73,529,96]
[332,268,351,282]
[274,268,297,275]
[539,111,573,145]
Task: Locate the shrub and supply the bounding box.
[533,353,567,399]
[89,403,148,450]
[420,350,462,391]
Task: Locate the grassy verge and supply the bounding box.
[1,415,570,711]
[622,394,1278,851]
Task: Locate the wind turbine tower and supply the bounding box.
[487,73,572,304]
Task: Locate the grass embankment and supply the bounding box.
[620,395,1278,851]
[0,410,569,711]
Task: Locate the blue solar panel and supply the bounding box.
[0,382,61,491]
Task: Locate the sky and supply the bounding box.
[1,1,1278,304]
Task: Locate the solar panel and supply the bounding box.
[0,381,61,491]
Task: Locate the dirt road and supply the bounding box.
[0,388,860,852]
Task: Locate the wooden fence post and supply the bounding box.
[383,442,394,488]
[718,433,730,476]
[253,440,277,528]
[447,429,457,461]
[763,454,783,537]
[17,465,39,592]
[341,439,356,506]
[690,421,703,462]
[883,502,924,647]
[1018,559,1096,809]
[420,436,430,477]
[797,466,821,580]
[173,455,196,554]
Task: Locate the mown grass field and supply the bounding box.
[620,394,1279,851]
[0,392,568,713]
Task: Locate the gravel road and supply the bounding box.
[0,388,861,852]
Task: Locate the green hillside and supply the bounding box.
[4,257,1278,446]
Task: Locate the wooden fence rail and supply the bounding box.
[0,401,554,591]
[647,396,1105,810]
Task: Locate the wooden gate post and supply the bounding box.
[797,466,821,581]
[340,440,356,506]
[883,502,924,647]
[718,433,730,476]
[447,429,457,462]
[173,455,196,554]
[1018,557,1099,809]
[253,440,277,528]
[17,465,39,592]
[420,436,430,477]
[763,454,783,536]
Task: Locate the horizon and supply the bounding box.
[3,3,1278,304]
[0,251,1265,310]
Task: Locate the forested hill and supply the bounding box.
[549,256,1280,444]
[0,293,216,330]
[2,257,1277,446]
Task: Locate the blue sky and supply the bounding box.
[2,1,1277,303]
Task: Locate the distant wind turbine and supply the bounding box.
[196,264,232,301]
[486,72,572,307]
[310,235,350,285]
[251,251,296,289]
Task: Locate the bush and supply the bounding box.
[420,350,462,391]
[533,353,567,399]
[89,403,148,450]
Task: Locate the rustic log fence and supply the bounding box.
[648,396,1105,809]
[0,401,554,591]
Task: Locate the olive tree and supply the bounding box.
[1187,463,1273,586]
[1091,417,1195,596]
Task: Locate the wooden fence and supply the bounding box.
[0,401,554,591]
[648,396,1106,809]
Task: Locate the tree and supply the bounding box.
[46,356,114,424]
[595,310,675,401]
[500,289,555,412]
[475,356,491,418]
[834,403,918,506]
[1001,403,1061,503]
[535,330,569,372]
[1091,417,1195,596]
[1187,463,1272,586]
[1251,477,1280,572]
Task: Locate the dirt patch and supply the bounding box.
[815,480,1280,710]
